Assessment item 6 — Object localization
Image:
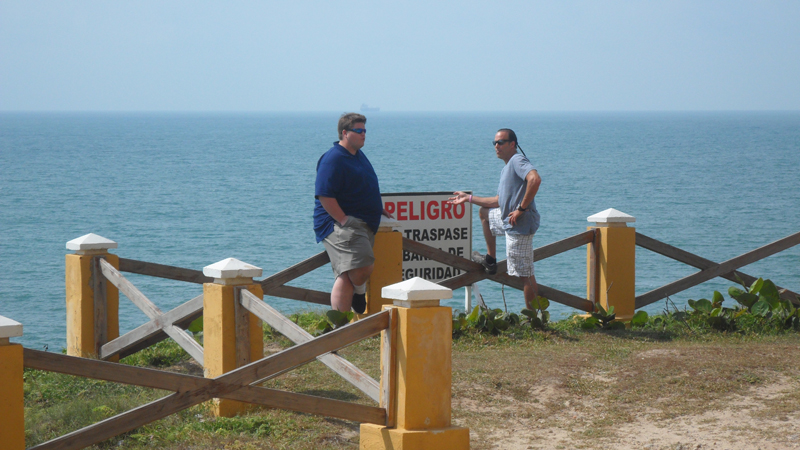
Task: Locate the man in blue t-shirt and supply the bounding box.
[314,113,392,314]
[449,128,542,310]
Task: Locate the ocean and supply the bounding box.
[2,111,799,350]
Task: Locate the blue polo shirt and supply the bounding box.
[314,142,383,243]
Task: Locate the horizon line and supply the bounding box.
[2,109,799,114]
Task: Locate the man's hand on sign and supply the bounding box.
[382,208,395,219]
[448,191,469,205]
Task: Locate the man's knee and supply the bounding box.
[479,206,491,220]
[348,264,374,284]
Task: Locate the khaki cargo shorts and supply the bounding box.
[322,216,376,279]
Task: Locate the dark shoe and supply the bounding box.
[351,293,367,314]
[472,251,497,275]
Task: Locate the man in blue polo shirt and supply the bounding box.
[314,113,392,314]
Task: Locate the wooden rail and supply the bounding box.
[117,231,599,314]
[636,231,800,308]
[26,310,391,450]
[403,231,596,312]
[636,233,800,306]
[119,254,332,305]
[239,289,381,401]
[119,258,211,284]
[260,251,330,292]
[92,257,108,356]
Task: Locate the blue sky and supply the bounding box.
[1,1,798,111]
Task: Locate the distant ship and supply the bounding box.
[360,104,380,112]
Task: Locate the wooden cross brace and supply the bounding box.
[25,309,391,450]
[98,259,205,364]
[99,293,203,361]
[635,231,800,308]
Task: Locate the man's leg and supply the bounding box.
[506,232,537,309]
[331,264,374,312]
[522,274,538,310]
[479,207,497,258]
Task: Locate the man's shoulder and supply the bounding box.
[511,154,535,170]
[510,153,531,164]
[319,144,347,163]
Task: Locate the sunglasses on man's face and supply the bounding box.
[348,128,367,134]
[493,139,510,146]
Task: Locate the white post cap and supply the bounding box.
[0,315,23,339]
[382,277,452,308]
[203,258,263,285]
[378,215,402,232]
[587,208,636,227]
[67,233,118,254]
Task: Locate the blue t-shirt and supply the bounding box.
[314,142,383,242]
[497,153,540,235]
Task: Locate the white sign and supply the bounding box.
[382,192,472,282]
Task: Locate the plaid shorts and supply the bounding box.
[488,208,535,277]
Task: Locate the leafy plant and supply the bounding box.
[313,310,354,335]
[581,304,625,330]
[729,277,800,330]
[687,290,738,331]
[630,310,649,328]
[521,296,550,329]
[187,316,203,336]
[453,306,518,336]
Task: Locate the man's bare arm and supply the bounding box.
[519,169,541,210]
[318,196,347,225]
[448,191,499,208]
[508,170,541,226]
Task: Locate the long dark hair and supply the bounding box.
[497,128,527,157]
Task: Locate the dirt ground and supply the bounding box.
[459,379,800,449]
[449,337,800,450]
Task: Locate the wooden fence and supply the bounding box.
[24,245,399,450]
[25,310,391,450]
[14,220,800,449]
[74,226,800,365]
[404,229,800,311]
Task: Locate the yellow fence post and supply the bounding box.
[202,258,264,417]
[65,233,120,359]
[361,277,470,450]
[360,217,403,318]
[586,208,636,321]
[0,315,25,450]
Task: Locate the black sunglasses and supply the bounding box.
[348,128,367,134]
[493,139,511,146]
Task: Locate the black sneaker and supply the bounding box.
[472,251,497,275]
[351,292,367,314]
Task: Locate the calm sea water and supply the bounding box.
[2,112,799,349]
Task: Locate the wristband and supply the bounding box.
[468,194,473,203]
